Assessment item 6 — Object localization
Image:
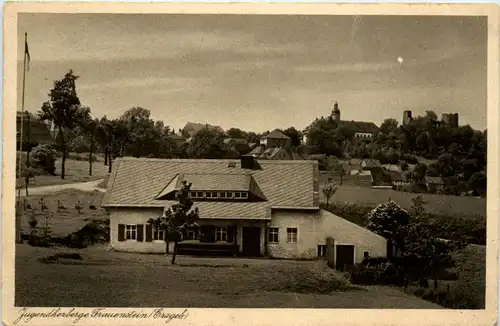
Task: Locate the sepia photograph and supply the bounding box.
[3,3,499,326]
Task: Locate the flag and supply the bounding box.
[24,34,30,72]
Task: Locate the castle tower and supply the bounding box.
[403,110,412,125]
[332,101,341,121]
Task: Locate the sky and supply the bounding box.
[17,14,487,133]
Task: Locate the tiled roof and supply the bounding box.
[362,159,382,168]
[388,171,403,182]
[17,113,54,145]
[338,120,380,134]
[102,158,318,211]
[264,130,290,140]
[425,176,444,185]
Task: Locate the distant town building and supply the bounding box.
[16,111,55,150]
[441,113,459,128]
[302,102,380,144]
[259,129,291,149]
[403,110,413,125]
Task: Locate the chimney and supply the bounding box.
[241,155,255,169]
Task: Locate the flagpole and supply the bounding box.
[16,32,28,243]
[17,33,28,200]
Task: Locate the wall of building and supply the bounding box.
[267,209,387,262]
[318,209,387,263]
[354,132,373,139]
[266,138,291,149]
[109,207,386,262]
[109,208,266,255]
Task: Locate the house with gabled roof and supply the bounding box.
[102,156,387,263]
[260,129,291,149]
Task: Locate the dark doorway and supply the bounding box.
[242,227,261,256]
[335,245,355,271]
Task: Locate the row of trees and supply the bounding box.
[30,70,308,181]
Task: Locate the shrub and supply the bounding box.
[30,144,58,175]
[402,154,419,164]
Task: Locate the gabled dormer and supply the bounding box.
[154,172,267,202]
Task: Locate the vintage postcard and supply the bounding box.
[2,2,499,326]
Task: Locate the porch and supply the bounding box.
[176,220,266,257]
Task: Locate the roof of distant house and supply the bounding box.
[337,120,380,134]
[16,112,55,145]
[102,158,319,218]
[388,171,403,182]
[349,158,362,165]
[182,122,225,137]
[425,176,444,185]
[362,159,382,168]
[263,130,290,140]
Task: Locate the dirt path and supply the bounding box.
[20,179,105,197]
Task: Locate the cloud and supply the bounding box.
[294,61,398,73]
[78,76,212,91]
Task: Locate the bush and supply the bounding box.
[30,145,58,175]
[402,154,419,164]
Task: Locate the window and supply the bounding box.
[216,227,228,242]
[268,227,279,243]
[225,192,233,199]
[190,191,197,198]
[197,192,204,198]
[234,192,241,199]
[125,225,137,240]
[317,245,327,257]
[153,228,164,241]
[219,192,226,198]
[364,251,370,258]
[205,192,213,198]
[286,228,298,243]
[241,192,248,199]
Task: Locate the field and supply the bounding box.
[16,153,110,188]
[19,189,106,238]
[15,244,441,308]
[321,184,486,217]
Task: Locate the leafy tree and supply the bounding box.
[322,182,338,207]
[411,163,428,182]
[366,200,410,254]
[468,172,486,197]
[246,132,260,144]
[380,118,399,135]
[403,196,465,290]
[30,144,58,175]
[38,70,84,179]
[119,107,156,158]
[148,181,200,264]
[283,127,301,147]
[226,128,248,139]
[186,127,228,159]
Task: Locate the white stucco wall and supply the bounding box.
[318,209,387,263]
[267,209,387,262]
[109,207,387,262]
[109,208,266,255]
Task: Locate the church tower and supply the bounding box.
[332,101,341,121]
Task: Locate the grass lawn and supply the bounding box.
[322,184,486,217]
[19,189,106,238]
[17,154,111,188]
[15,244,442,308]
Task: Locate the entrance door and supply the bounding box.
[242,227,261,256]
[336,245,355,271]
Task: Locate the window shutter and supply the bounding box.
[145,224,153,242]
[118,224,125,242]
[137,224,144,242]
[227,226,235,243]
